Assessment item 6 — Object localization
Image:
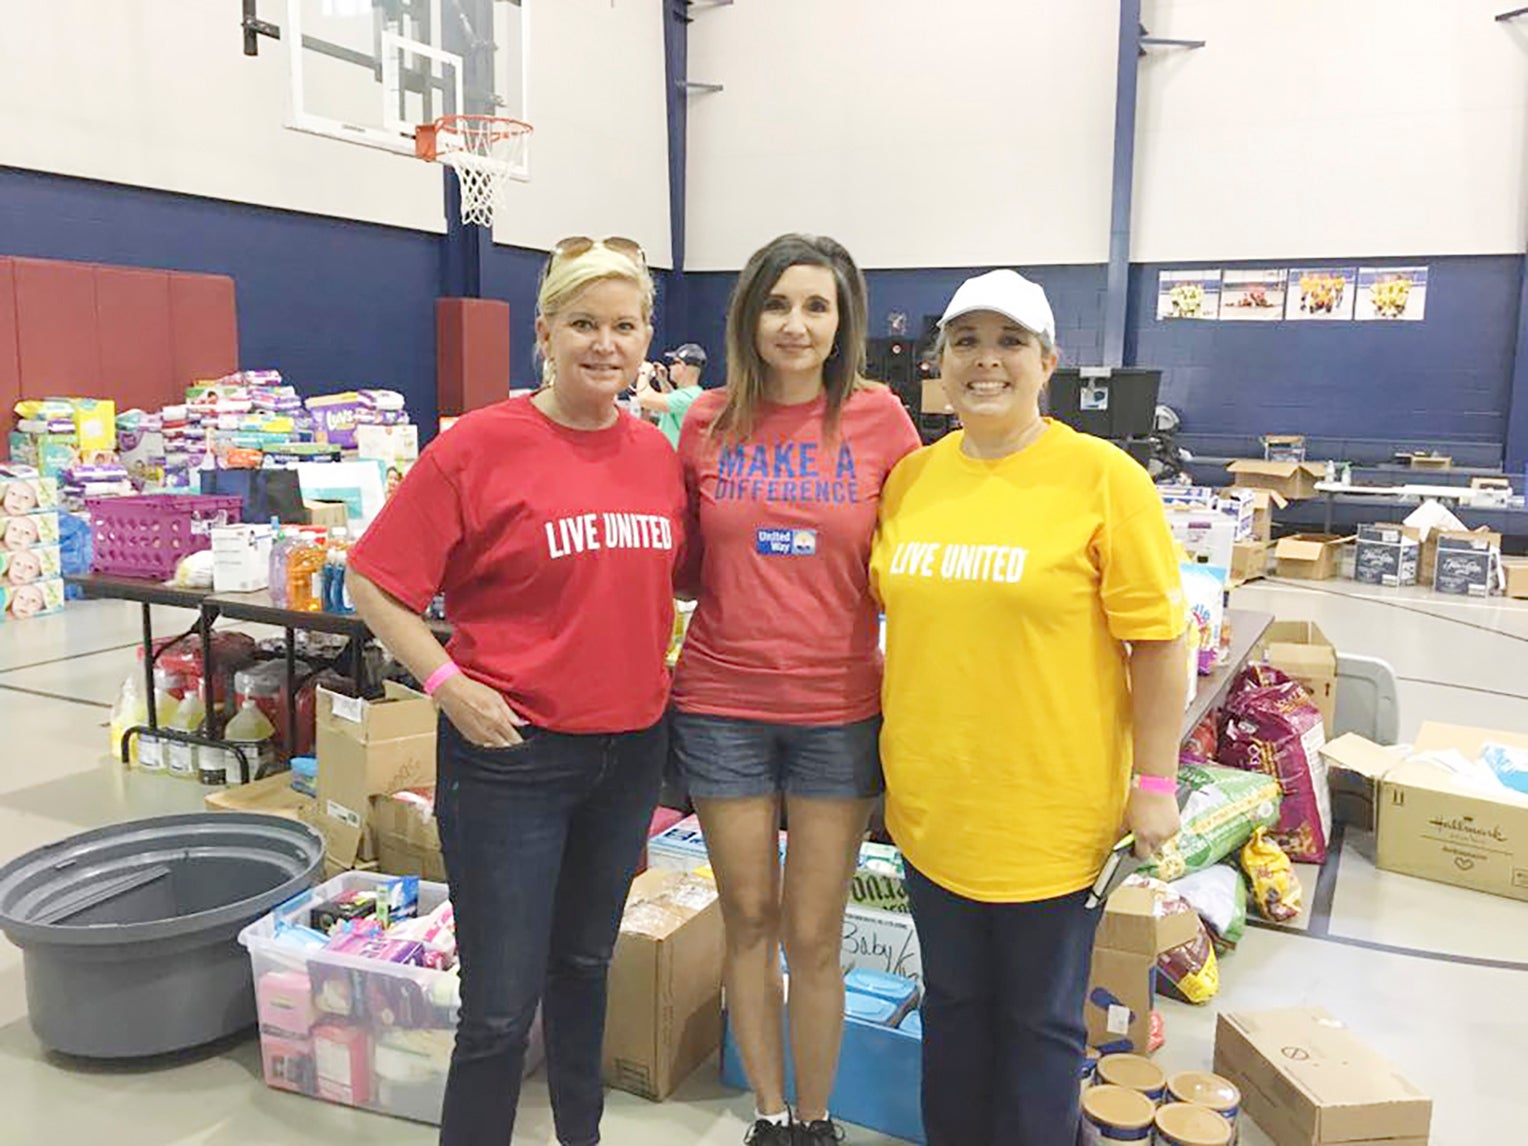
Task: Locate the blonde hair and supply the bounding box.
[712,233,870,444]
[536,245,656,387]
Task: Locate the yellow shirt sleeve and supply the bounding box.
[1093,455,1188,642]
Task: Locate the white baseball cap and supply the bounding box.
[939,269,1056,347]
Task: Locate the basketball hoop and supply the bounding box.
[416,115,533,228]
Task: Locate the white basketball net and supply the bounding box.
[432,117,531,228]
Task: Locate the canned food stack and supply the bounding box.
[1079,1055,1240,1145]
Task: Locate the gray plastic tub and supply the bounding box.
[0,812,323,1058]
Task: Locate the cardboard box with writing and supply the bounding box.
[313,683,437,871]
[1353,523,1420,587]
[1260,621,1337,732]
[1169,511,1237,577]
[1433,532,1498,598]
[1418,527,1499,587]
[1323,723,1528,902]
[1213,1008,1431,1146]
[1274,534,1352,582]
[1503,558,1528,600]
[603,869,724,1102]
[1227,459,1326,501]
[370,788,446,882]
[1085,885,1201,1055]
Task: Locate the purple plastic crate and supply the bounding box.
[87,494,244,580]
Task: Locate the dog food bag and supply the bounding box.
[1137,764,1281,882]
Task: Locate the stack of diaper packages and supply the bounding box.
[0,465,64,620]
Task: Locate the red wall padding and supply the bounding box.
[96,267,175,412]
[0,256,238,419]
[14,258,102,396]
[0,260,19,422]
[436,297,511,416]
[170,273,239,391]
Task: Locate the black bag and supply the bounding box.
[201,468,306,524]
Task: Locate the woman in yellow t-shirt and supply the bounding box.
[869,270,1188,1146]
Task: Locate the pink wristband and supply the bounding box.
[423,661,462,696]
[1133,773,1177,795]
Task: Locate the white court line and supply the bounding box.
[1243,581,1528,614]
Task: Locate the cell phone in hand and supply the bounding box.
[1086,835,1146,910]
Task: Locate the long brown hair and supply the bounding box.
[711,233,870,443]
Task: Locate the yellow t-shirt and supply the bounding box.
[869,421,1185,904]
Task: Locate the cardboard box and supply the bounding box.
[1085,885,1201,1055]
[1419,527,1499,587]
[1504,558,1528,600]
[1261,620,1338,732]
[305,500,351,529]
[211,524,274,593]
[1320,733,1401,831]
[1409,452,1452,472]
[603,869,724,1101]
[1169,510,1237,576]
[1275,533,1352,581]
[842,902,922,983]
[314,683,437,869]
[1213,1009,1431,1146]
[1353,523,1420,587]
[1261,434,1307,462]
[1432,532,1498,597]
[1227,459,1327,501]
[370,788,445,882]
[1231,540,1269,584]
[920,377,953,415]
[204,769,315,820]
[355,424,420,465]
[0,470,59,515]
[1250,489,1287,542]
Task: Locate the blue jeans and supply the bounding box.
[904,864,1099,1146]
[435,716,666,1146]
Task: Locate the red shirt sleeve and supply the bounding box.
[349,450,465,613]
[882,388,922,467]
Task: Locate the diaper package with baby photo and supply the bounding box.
[3,578,65,620]
[0,468,60,517]
[0,545,62,585]
[2,512,62,552]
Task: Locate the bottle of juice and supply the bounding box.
[286,536,327,613]
[166,693,206,780]
[224,697,277,785]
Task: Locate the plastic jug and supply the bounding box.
[224,698,277,785]
[109,674,148,767]
[286,539,327,613]
[137,688,181,772]
[166,693,206,780]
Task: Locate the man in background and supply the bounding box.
[634,343,707,448]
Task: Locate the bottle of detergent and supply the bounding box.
[166,693,206,780]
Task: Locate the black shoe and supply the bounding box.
[744,1118,794,1146]
[794,1119,845,1144]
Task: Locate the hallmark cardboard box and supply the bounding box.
[1274,533,1352,581]
[1323,722,1528,902]
[1085,885,1200,1056]
[1227,459,1326,500]
[603,869,724,1101]
[312,683,437,870]
[1214,1008,1431,1146]
[1260,620,1338,732]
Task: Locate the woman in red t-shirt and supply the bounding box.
[672,233,920,1146]
[347,238,685,1146]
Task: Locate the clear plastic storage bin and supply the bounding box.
[239,871,543,1124]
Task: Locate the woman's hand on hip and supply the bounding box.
[434,674,526,748]
[1125,788,1180,859]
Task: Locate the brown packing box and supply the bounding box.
[1261,434,1307,462]
[1260,620,1338,732]
[1226,459,1327,501]
[1250,489,1287,542]
[920,377,953,415]
[603,868,725,1101]
[305,499,350,528]
[370,788,446,882]
[1085,885,1201,1055]
[1320,733,1400,831]
[1274,533,1352,582]
[1504,558,1528,600]
[1213,1009,1431,1146]
[313,682,438,870]
[1419,527,1500,586]
[204,770,315,820]
[1409,453,1452,472]
[1232,540,1269,584]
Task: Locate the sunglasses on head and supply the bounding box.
[549,235,647,270]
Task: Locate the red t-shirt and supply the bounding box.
[349,397,686,734]
[673,385,920,724]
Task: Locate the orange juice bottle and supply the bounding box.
[286,537,327,612]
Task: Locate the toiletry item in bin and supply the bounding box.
[257,970,316,1038]
[261,1034,316,1096]
[323,934,430,967]
[310,889,379,934]
[312,1024,372,1106]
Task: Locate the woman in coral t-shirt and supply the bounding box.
[672,233,919,1146]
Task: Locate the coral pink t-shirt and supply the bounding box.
[673,385,920,724]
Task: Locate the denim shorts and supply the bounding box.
[670,711,884,801]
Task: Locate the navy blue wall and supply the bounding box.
[0,167,443,427]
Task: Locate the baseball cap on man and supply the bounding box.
[938,270,1056,348]
[664,343,708,368]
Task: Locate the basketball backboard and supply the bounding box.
[272,0,529,179]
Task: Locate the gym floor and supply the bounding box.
[1,581,1525,1144]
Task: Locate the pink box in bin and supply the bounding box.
[240,871,543,1125]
